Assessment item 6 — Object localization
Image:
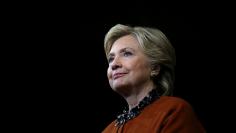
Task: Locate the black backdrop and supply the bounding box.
[4,2,235,133]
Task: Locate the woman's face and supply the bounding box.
[107,35,152,93]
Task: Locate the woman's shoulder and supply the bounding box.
[151,96,194,112]
[159,96,190,105]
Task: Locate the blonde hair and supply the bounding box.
[104,24,176,96]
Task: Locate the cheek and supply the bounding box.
[107,68,112,79]
[134,63,151,76]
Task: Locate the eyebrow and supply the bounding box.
[108,47,135,58]
[120,47,135,53]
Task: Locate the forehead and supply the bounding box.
[110,35,140,53]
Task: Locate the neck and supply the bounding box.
[115,85,160,127]
[124,81,156,111]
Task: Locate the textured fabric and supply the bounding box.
[102,96,206,133]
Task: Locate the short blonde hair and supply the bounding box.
[104,24,176,96]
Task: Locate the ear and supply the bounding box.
[151,65,160,77]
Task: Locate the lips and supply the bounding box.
[113,73,127,80]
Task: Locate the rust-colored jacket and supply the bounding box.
[102,96,206,133]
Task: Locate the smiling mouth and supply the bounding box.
[113,73,127,80]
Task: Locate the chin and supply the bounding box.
[111,83,129,93]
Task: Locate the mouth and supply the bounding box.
[113,73,127,80]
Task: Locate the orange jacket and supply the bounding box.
[102,96,206,133]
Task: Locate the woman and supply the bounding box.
[102,24,206,133]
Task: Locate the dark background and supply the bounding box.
[3,2,235,133]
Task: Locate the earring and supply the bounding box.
[151,71,158,77]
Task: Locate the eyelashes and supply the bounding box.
[123,51,132,57]
[108,57,114,63]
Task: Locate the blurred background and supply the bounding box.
[3,2,235,132]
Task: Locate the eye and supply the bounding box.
[108,57,114,63]
[123,51,133,57]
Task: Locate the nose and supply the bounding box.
[111,57,122,70]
